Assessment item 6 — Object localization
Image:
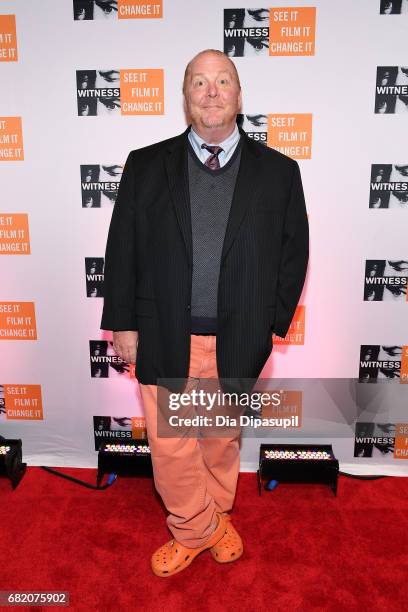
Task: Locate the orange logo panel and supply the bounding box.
[120,69,164,115]
[0,302,37,339]
[0,117,24,161]
[118,0,162,19]
[400,346,408,383]
[268,114,312,159]
[131,416,148,439]
[262,390,302,427]
[274,305,305,345]
[394,423,408,459]
[0,213,30,254]
[4,385,43,420]
[269,7,316,56]
[0,15,17,61]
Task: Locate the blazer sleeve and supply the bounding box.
[100,151,139,331]
[273,160,309,338]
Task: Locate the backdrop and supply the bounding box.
[1,0,407,475]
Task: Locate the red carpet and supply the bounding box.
[1,468,407,612]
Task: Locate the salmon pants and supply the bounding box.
[139,334,242,548]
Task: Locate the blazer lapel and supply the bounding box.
[164,126,262,268]
[220,129,262,266]
[165,128,192,266]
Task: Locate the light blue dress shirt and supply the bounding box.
[188,124,240,168]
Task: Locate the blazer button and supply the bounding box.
[187,304,191,310]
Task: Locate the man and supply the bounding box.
[101,49,309,577]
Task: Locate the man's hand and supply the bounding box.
[112,331,139,365]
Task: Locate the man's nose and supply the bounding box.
[207,82,219,97]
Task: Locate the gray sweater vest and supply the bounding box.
[187,138,242,334]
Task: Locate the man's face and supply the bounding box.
[184,53,241,132]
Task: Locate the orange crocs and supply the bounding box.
[151,512,229,577]
[210,514,243,563]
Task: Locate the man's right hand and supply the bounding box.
[112,331,139,365]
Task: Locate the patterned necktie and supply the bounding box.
[201,143,224,170]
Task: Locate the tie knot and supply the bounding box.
[201,144,223,156]
[201,143,224,170]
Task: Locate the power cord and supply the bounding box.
[40,466,117,489]
[338,471,389,480]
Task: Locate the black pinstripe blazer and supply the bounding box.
[100,126,309,393]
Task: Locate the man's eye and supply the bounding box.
[101,99,120,110]
[384,370,400,379]
[248,38,269,51]
[95,0,118,14]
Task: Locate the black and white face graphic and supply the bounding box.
[237,113,268,143]
[85,258,104,297]
[359,345,402,382]
[73,0,118,21]
[380,0,408,14]
[90,340,130,378]
[364,260,408,301]
[354,422,396,458]
[81,164,122,207]
[375,67,408,113]
[93,415,133,450]
[77,70,121,116]
[224,9,269,57]
[370,164,408,208]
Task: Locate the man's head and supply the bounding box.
[183,49,242,143]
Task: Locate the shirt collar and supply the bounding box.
[189,124,240,159]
